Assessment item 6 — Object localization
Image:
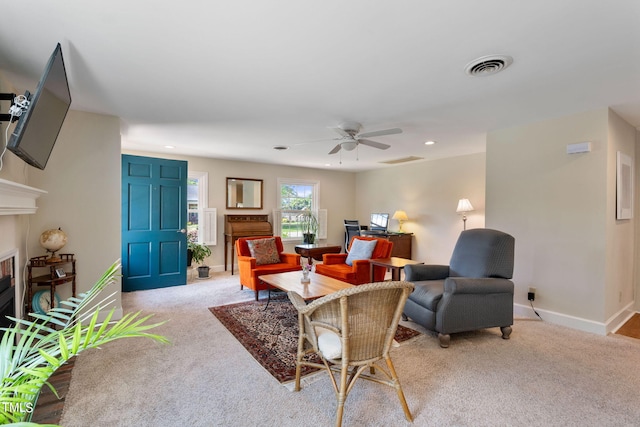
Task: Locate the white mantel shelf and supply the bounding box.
[0,178,47,215]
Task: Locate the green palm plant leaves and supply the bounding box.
[0,260,169,426]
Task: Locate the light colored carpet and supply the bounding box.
[60,272,640,427]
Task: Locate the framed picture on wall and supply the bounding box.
[616,151,633,220]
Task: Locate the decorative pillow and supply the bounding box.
[345,238,377,266]
[247,238,281,265]
[316,327,342,360]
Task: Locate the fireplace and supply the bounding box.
[0,274,14,330]
[0,250,20,326]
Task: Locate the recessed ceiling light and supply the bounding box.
[424,140,436,145]
[273,145,289,150]
[164,145,175,149]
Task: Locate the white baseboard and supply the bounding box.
[96,306,123,322]
[514,301,637,336]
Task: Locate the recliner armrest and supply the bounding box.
[404,264,450,281]
[444,277,514,295]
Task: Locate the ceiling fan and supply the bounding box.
[327,121,402,155]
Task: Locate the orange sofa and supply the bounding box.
[236,236,302,300]
[315,236,393,285]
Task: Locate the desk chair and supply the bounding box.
[343,220,361,252]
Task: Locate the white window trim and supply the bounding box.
[188,171,209,244]
[276,178,321,242]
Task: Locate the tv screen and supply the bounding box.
[7,43,71,170]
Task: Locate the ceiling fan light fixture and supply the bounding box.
[342,141,358,151]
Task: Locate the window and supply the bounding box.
[277,178,319,241]
[187,171,208,244]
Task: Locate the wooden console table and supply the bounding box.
[294,243,342,265]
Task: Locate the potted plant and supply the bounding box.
[188,241,212,278]
[298,210,318,244]
[0,260,168,425]
[186,228,198,266]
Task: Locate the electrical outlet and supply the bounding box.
[528,287,536,302]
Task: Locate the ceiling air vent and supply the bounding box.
[380,156,424,165]
[465,55,513,76]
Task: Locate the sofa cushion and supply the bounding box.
[315,263,357,282]
[408,280,445,311]
[247,237,281,265]
[345,238,377,266]
[252,263,301,275]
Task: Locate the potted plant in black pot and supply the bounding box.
[298,210,318,244]
[186,229,198,266]
[188,241,212,278]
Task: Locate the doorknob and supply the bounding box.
[178,229,187,234]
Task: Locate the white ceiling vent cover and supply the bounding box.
[465,55,513,76]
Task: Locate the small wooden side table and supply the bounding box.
[369,257,424,282]
[294,243,342,265]
[27,254,76,314]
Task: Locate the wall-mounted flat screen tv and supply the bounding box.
[7,43,71,170]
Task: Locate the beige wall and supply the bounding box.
[486,108,636,334]
[355,153,486,264]
[636,128,640,312]
[123,150,357,270]
[24,110,122,312]
[0,72,30,259]
[606,110,637,320]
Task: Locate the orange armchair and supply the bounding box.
[315,236,393,285]
[236,236,302,300]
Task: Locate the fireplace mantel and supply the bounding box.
[0,178,47,215]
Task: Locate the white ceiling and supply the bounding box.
[1,1,639,172]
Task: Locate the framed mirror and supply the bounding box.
[226,177,263,209]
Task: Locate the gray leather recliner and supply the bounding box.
[403,228,515,348]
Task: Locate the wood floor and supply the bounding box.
[30,356,76,425]
[615,313,640,339]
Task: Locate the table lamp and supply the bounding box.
[456,199,474,230]
[392,210,409,232]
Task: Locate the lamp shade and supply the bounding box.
[392,210,409,221]
[456,199,474,213]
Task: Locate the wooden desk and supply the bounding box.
[369,257,424,282]
[224,214,272,275]
[294,243,342,265]
[361,232,413,259]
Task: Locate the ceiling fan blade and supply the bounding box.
[331,127,351,138]
[358,139,390,150]
[357,128,403,138]
[328,144,342,154]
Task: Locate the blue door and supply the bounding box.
[121,155,188,291]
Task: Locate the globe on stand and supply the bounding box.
[39,228,68,264]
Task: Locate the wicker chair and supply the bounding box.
[287,281,415,427]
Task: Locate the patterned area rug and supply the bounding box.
[209,295,420,383]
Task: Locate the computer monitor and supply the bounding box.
[370,213,389,232]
